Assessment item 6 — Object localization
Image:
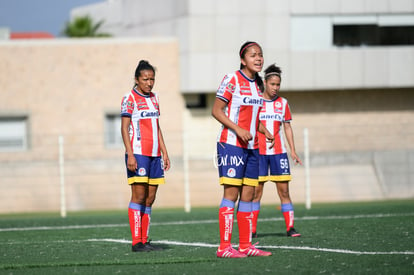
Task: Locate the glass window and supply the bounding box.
[0,116,28,151]
[334,25,414,46]
[105,114,123,148]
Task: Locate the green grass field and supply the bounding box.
[1,199,413,274]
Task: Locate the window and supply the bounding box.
[0,116,28,151]
[334,25,414,46]
[105,114,123,148]
[184,93,207,109]
[291,14,414,49]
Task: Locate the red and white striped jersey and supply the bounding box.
[216,70,263,149]
[121,88,161,157]
[258,96,292,155]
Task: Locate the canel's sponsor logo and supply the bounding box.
[242,97,263,106]
[140,111,159,118]
[259,113,283,121]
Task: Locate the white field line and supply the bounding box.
[86,238,414,255]
[1,212,413,232]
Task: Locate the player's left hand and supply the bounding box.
[163,156,171,171]
[291,153,302,165]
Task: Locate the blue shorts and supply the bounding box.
[216,142,259,186]
[125,154,165,185]
[258,153,292,183]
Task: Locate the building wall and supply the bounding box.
[0,0,413,214]
[0,39,413,214]
[0,38,185,213]
[72,0,414,93]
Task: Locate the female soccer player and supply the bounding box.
[252,64,302,238]
[121,60,170,252]
[212,41,274,258]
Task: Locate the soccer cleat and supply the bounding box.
[252,232,258,238]
[144,241,163,251]
[217,246,247,258]
[239,243,272,257]
[287,227,301,237]
[132,242,151,252]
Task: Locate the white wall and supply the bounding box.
[71,0,414,93]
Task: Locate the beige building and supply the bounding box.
[0,0,413,214]
[0,38,188,213]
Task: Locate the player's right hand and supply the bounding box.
[236,127,252,144]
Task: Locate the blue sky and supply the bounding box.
[0,0,104,37]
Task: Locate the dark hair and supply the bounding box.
[135,60,155,78]
[264,64,282,81]
[238,41,264,92]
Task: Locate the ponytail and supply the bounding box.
[255,72,264,93]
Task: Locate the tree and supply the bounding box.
[63,15,111,37]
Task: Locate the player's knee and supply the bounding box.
[279,190,290,200]
[146,195,156,206]
[253,191,262,201]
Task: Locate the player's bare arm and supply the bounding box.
[283,122,302,165]
[158,126,170,171]
[121,116,137,171]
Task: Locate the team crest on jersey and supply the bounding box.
[151,97,159,109]
[138,168,146,176]
[227,168,236,178]
[218,75,231,96]
[226,83,235,92]
[275,101,282,109]
[123,100,134,113]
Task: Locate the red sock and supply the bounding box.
[218,206,234,250]
[237,211,252,249]
[283,210,294,230]
[141,207,151,244]
[252,210,260,234]
[128,207,142,245]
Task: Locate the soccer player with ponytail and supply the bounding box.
[252,63,302,238]
[212,41,274,258]
[121,60,170,252]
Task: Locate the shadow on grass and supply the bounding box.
[253,232,286,238]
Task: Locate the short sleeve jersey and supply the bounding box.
[121,88,161,157]
[258,96,292,155]
[216,70,263,149]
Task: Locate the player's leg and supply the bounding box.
[252,182,264,238]
[216,143,246,258]
[126,154,152,252]
[268,153,299,236]
[253,154,269,237]
[219,185,238,250]
[237,149,272,256]
[276,181,300,237]
[141,184,157,243]
[237,185,254,250]
[129,183,148,251]
[216,185,247,258]
[238,187,272,257]
[142,157,165,250]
